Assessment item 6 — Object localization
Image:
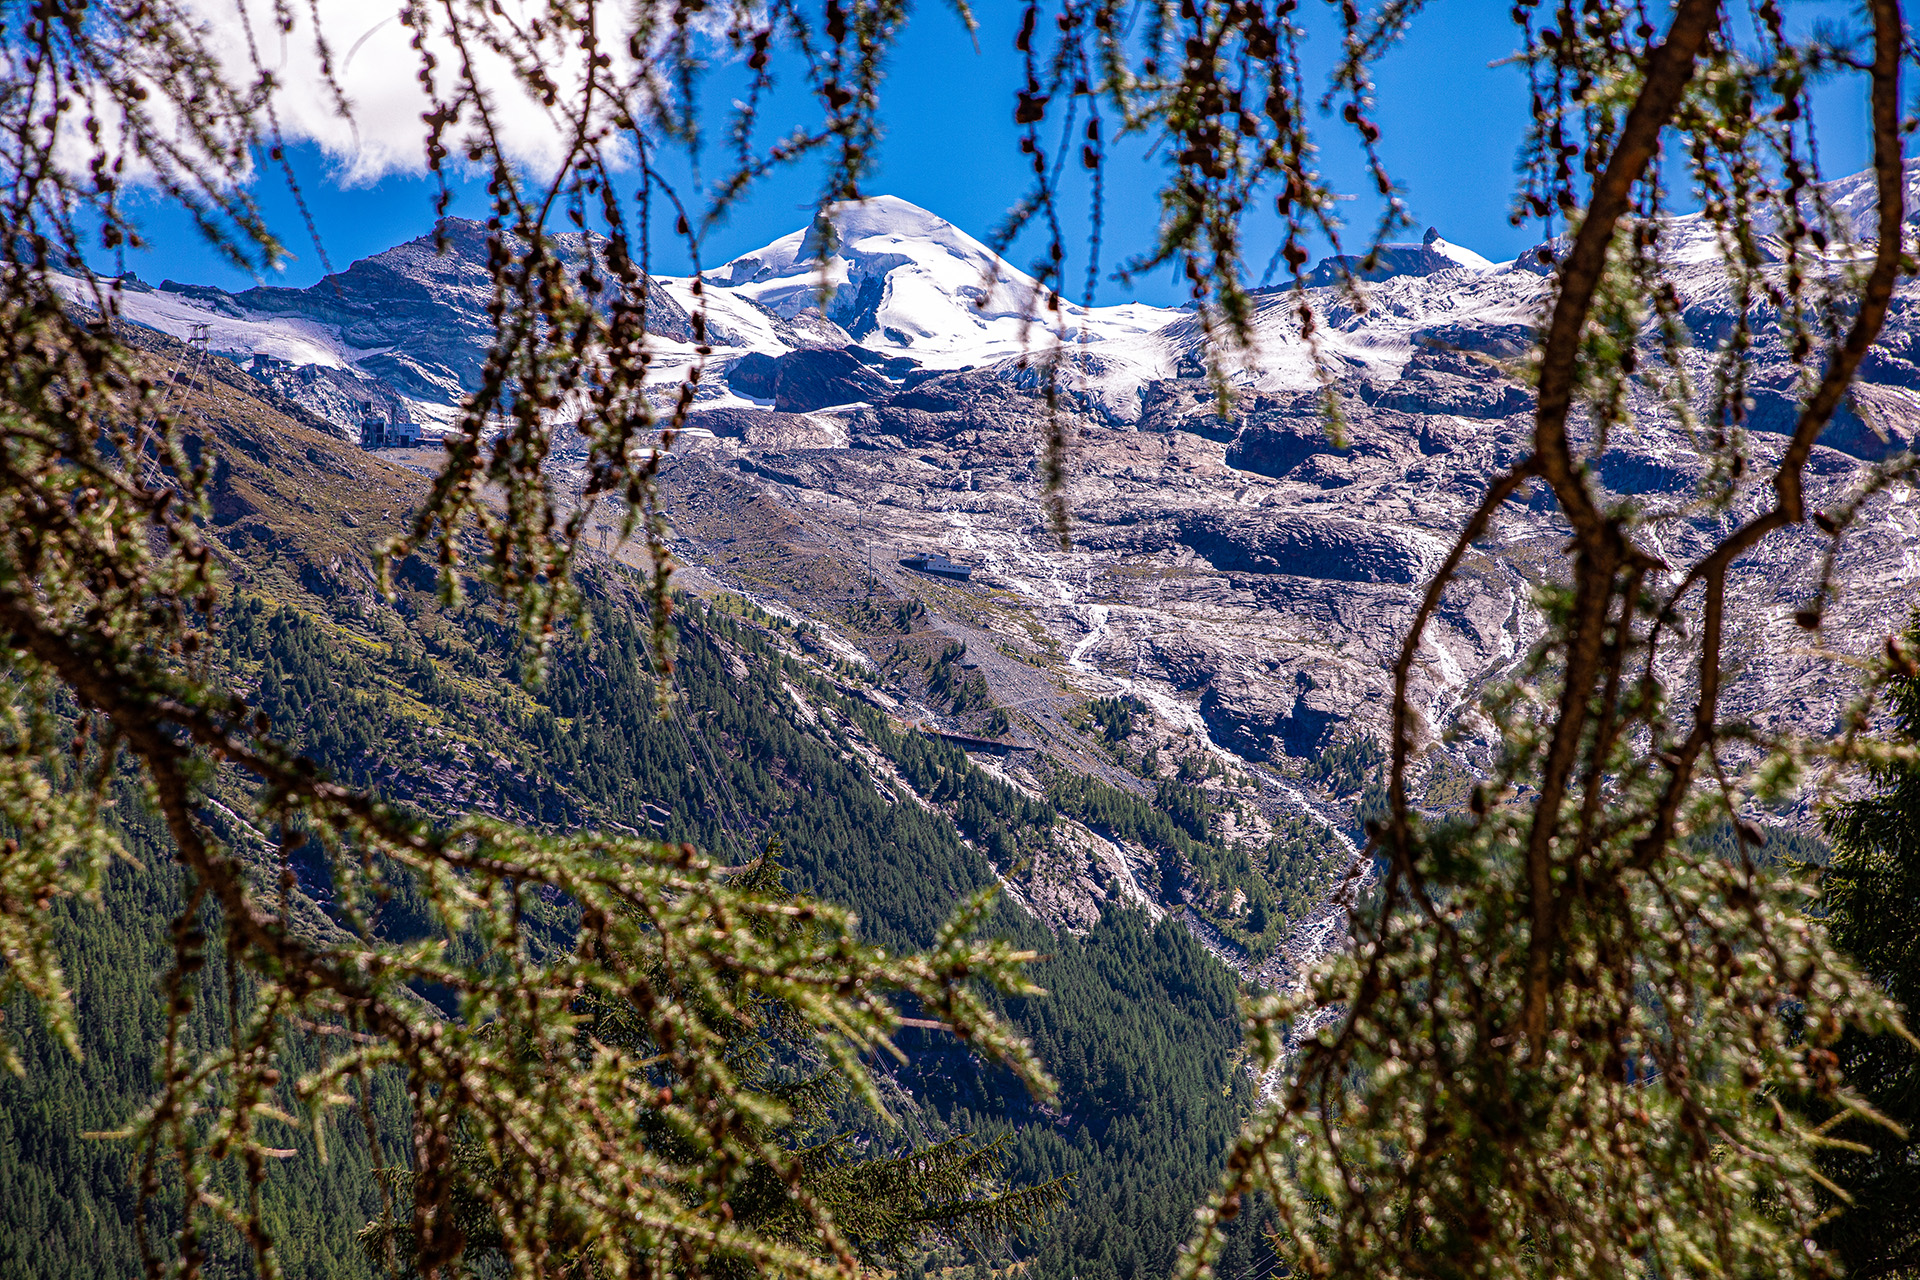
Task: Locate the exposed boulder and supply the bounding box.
[686,406,816,439]
[887,368,1029,415]
[1223,398,1427,478]
[157,281,247,317]
[357,350,465,403]
[781,306,854,349]
[1178,512,1429,584]
[848,368,1088,448]
[771,349,893,411]
[724,347,893,411]
[725,352,781,400]
[742,414,846,451]
[1744,380,1908,460]
[1410,321,1535,359]
[1361,347,1532,419]
[1137,381,1241,440]
[845,346,923,379]
[1594,451,1698,494]
[1196,659,1374,759]
[1224,419,1342,478]
[1858,346,1920,389]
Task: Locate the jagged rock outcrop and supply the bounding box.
[1357,346,1532,418]
[241,357,418,441]
[128,220,701,427]
[1175,512,1432,585]
[1304,226,1495,286]
[726,348,897,411]
[116,177,1920,825]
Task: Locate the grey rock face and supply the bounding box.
[158,280,247,316]
[781,306,856,349]
[687,406,804,438]
[136,178,1920,867]
[242,357,417,441]
[1410,321,1536,356]
[1223,415,1349,478]
[155,219,697,429]
[725,347,896,411]
[1357,347,1532,419]
[1176,512,1431,584]
[724,352,780,399]
[637,235,1920,832]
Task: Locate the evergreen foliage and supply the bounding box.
[358,845,1069,1278]
[1301,734,1383,796]
[982,910,1255,1280]
[0,798,408,1279]
[0,542,1055,1280]
[1087,697,1145,747]
[0,575,1272,1280]
[1815,619,1920,1279]
[1155,778,1218,844]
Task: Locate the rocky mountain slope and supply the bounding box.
[7,327,1284,1280]
[107,174,1920,974]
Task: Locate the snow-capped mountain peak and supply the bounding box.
[704,194,1171,366]
[79,163,1907,440]
[53,199,1525,430]
[714,195,1017,294]
[1421,227,1495,273]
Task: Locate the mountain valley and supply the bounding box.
[86,175,1920,979]
[13,151,1920,1280]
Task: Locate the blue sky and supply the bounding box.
[117,0,1875,306]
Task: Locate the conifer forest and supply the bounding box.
[3,0,1920,1276]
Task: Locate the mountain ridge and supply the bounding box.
[101,197,1191,430]
[92,163,1920,440]
[80,177,1920,959]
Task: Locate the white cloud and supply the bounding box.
[195,0,666,185]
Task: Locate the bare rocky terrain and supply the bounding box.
[120,174,1920,975]
[655,331,1918,783]
[642,260,1920,973]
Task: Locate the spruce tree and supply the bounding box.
[357,842,1067,1278]
[4,0,1920,1277]
[1817,618,1920,1279]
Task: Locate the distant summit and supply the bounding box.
[74,163,1914,442]
[709,194,1172,363]
[1303,227,1495,287]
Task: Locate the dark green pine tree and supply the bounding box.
[1817,618,1920,1280]
[359,839,1066,1278]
